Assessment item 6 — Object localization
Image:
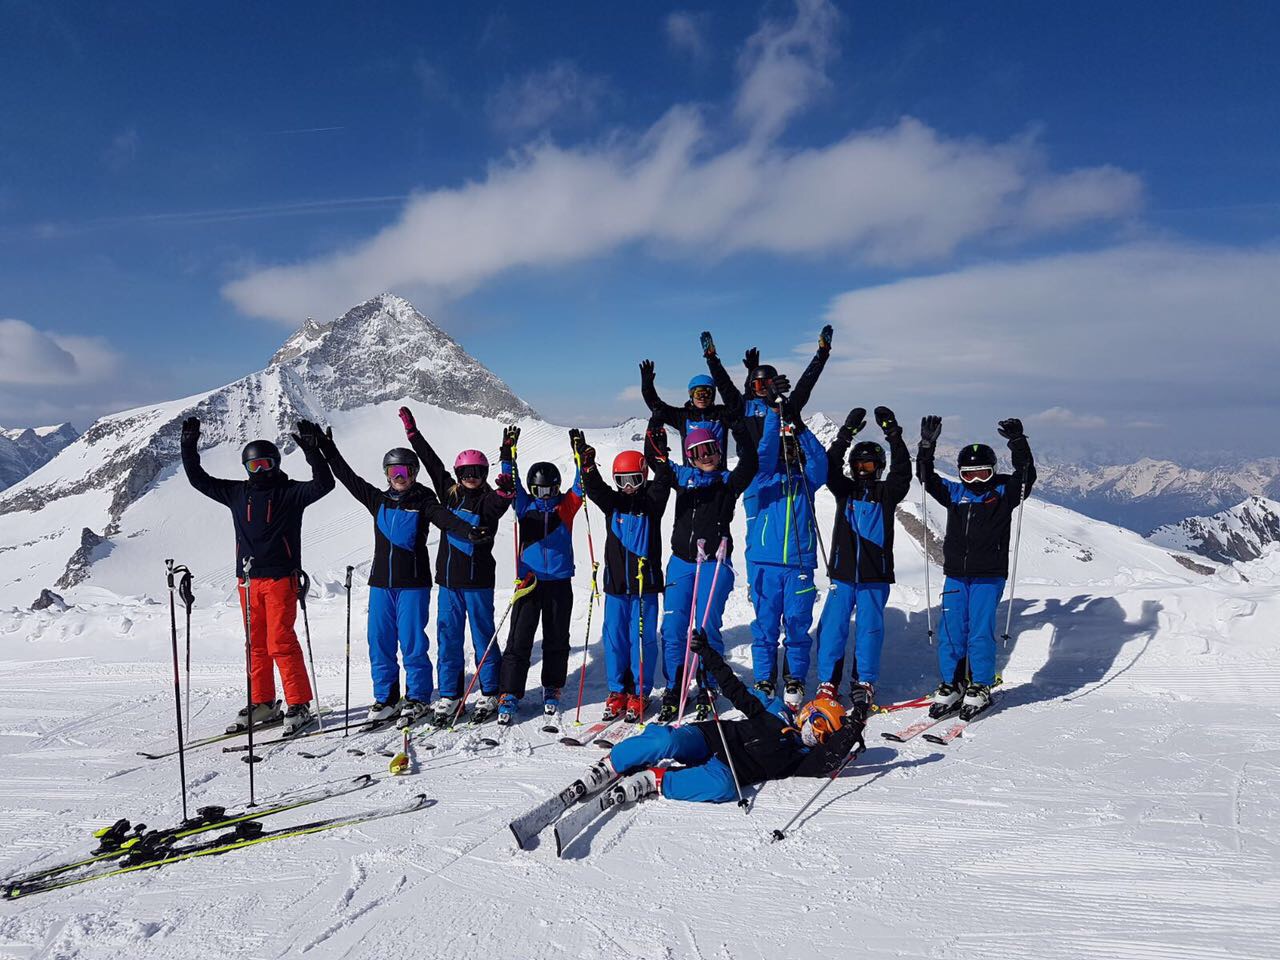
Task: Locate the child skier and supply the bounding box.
[744,397,828,708]
[179,417,333,736]
[648,415,758,723]
[499,430,585,724]
[639,331,743,460]
[577,434,672,723]
[916,416,1036,720]
[590,629,867,804]
[814,406,912,709]
[398,406,513,726]
[318,426,489,727]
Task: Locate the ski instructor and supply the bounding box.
[179,416,334,736]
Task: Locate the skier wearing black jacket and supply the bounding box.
[180,416,334,735]
[813,405,912,705]
[917,415,1036,720]
[639,331,743,461]
[318,426,487,727]
[733,325,834,450]
[603,630,866,803]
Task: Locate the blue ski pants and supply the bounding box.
[603,593,660,697]
[436,587,498,698]
[815,581,891,686]
[938,576,1006,687]
[660,559,735,689]
[748,562,818,686]
[611,723,738,803]
[368,586,433,703]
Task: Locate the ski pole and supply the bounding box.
[450,574,537,728]
[164,559,190,822]
[294,570,322,731]
[570,442,601,725]
[676,540,707,723]
[684,536,728,707]
[769,734,865,842]
[635,556,647,724]
[778,407,810,579]
[698,660,748,813]
[920,479,934,646]
[175,566,195,734]
[343,565,353,738]
[240,555,257,806]
[1002,479,1030,648]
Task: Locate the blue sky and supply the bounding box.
[1,1,1277,461]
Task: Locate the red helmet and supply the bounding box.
[612,450,648,479]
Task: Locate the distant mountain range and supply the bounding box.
[1148,496,1280,564]
[0,423,79,490]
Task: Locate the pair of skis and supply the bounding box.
[508,764,625,855]
[880,694,1002,745]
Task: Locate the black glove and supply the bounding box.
[772,373,792,396]
[318,425,338,459]
[578,443,597,472]
[919,415,942,449]
[292,420,322,453]
[689,628,710,655]
[781,398,806,434]
[646,424,670,462]
[743,347,759,371]
[997,418,1025,441]
[700,331,716,358]
[837,407,867,445]
[180,416,200,446]
[494,472,515,499]
[398,406,418,439]
[639,359,655,385]
[467,525,493,544]
[874,406,901,439]
[568,428,586,462]
[817,324,833,353]
[500,425,520,462]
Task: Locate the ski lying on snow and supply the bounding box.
[595,720,642,748]
[553,781,638,857]
[880,710,956,743]
[922,698,1001,745]
[509,769,620,850]
[5,792,431,900]
[137,707,286,760]
[560,717,621,747]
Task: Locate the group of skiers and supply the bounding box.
[179,325,1035,803]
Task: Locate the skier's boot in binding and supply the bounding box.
[397,699,429,729]
[496,693,519,726]
[611,769,662,804]
[366,699,399,724]
[430,697,460,728]
[226,700,282,734]
[655,689,678,724]
[816,681,840,703]
[625,694,647,724]
[601,691,627,722]
[542,687,561,716]
[783,679,806,709]
[929,683,963,719]
[959,683,993,721]
[694,689,713,722]
[470,694,499,725]
[753,679,775,700]
[580,757,617,794]
[847,682,874,724]
[282,702,315,737]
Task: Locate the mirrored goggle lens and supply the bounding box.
[751,378,772,393]
[532,483,560,498]
[853,460,879,473]
[456,464,488,482]
[960,466,994,482]
[689,386,714,401]
[688,442,720,462]
[386,464,413,480]
[614,472,644,489]
[245,458,275,474]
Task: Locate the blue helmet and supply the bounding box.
[687,374,715,393]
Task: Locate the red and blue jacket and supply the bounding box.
[513,466,584,582]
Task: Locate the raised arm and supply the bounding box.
[400,406,451,500]
[693,634,770,721]
[178,417,237,505]
[726,418,759,495]
[291,421,335,506]
[639,359,683,429]
[317,428,380,513]
[875,406,912,505]
[701,332,743,412]
[916,415,951,507]
[790,325,833,412]
[825,407,864,499]
[796,414,827,492]
[997,419,1036,505]
[577,439,626,515]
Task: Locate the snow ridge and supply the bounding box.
[1148,495,1280,564]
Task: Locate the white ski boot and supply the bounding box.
[430,697,461,728]
[929,682,963,719]
[225,700,282,734]
[611,770,659,804]
[397,699,430,728]
[959,683,993,721]
[282,703,315,737]
[783,679,806,709]
[366,700,399,723]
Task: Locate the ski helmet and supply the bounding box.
[749,364,779,397]
[684,427,721,464]
[526,461,561,498]
[382,448,419,482]
[687,373,715,397]
[612,450,647,490]
[795,698,845,745]
[849,440,886,480]
[957,443,997,486]
[453,449,489,482]
[241,439,280,474]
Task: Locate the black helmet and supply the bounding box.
[383,448,420,472]
[957,443,997,469]
[241,439,281,465]
[749,363,779,385]
[850,440,886,479]
[527,461,561,498]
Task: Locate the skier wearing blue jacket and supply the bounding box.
[639,331,743,462]
[814,405,912,710]
[744,395,827,708]
[318,428,490,727]
[498,431,585,724]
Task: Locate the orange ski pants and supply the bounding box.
[238,575,313,706]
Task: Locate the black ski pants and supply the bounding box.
[500,577,573,698]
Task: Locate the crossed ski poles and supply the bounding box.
[676,537,727,724]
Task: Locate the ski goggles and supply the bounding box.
[456,464,488,482]
[244,458,276,474]
[688,385,714,403]
[687,441,721,464]
[750,377,774,395]
[852,459,880,475]
[959,465,995,483]
[531,483,560,499]
[386,464,414,481]
[614,471,645,491]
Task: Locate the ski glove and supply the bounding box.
[180,416,200,446]
[318,426,338,459]
[700,331,716,358]
[645,424,670,462]
[817,323,834,353]
[467,525,493,544]
[997,418,1025,441]
[578,443,597,473]
[919,415,942,448]
[494,472,515,499]
[500,425,520,462]
[688,627,710,656]
[837,407,866,445]
[568,428,586,460]
[743,347,760,372]
[639,359,656,385]
[398,406,418,439]
[874,406,901,439]
[292,420,322,454]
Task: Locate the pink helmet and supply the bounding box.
[454,449,489,469]
[684,427,720,454]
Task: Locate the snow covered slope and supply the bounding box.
[1149,495,1280,563]
[0,422,78,490]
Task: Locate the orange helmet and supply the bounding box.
[795,698,845,744]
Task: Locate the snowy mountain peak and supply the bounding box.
[0,422,80,490]
[1148,495,1280,564]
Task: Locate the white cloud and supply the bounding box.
[665,11,709,61]
[487,61,609,136]
[223,0,1142,324]
[1032,407,1107,429]
[0,319,122,386]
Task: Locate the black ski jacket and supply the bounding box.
[918,436,1036,579]
[825,430,912,585]
[181,440,334,580]
[650,419,758,564]
[581,463,671,595]
[731,347,830,450]
[643,354,745,459]
[326,443,474,590]
[408,433,512,590]
[694,645,865,786]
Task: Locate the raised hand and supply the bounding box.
[645,423,670,462]
[700,331,717,358]
[500,425,520,462]
[180,416,201,445]
[398,406,418,439]
[838,407,867,444]
[818,324,834,353]
[293,420,322,453]
[578,443,597,472]
[772,373,792,396]
[639,359,656,384]
[874,406,901,438]
[318,425,338,458]
[743,347,760,371]
[568,428,586,458]
[494,472,515,499]
[688,627,709,655]
[919,415,942,447]
[997,418,1025,441]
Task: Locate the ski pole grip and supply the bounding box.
[344,565,353,590]
[296,569,310,606]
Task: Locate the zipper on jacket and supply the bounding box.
[266,497,273,524]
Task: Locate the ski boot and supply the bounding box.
[366,699,399,724]
[611,769,661,804]
[470,694,499,725]
[753,680,775,701]
[282,703,315,737]
[625,693,647,724]
[601,691,627,722]
[816,681,840,703]
[693,689,713,722]
[783,679,806,710]
[928,682,963,719]
[581,757,617,793]
[397,699,429,729]
[959,683,993,721]
[226,700,282,734]
[847,681,874,723]
[430,697,460,728]
[654,690,679,725]
[496,693,520,726]
[542,687,562,716]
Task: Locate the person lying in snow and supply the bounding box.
[594,629,867,804]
